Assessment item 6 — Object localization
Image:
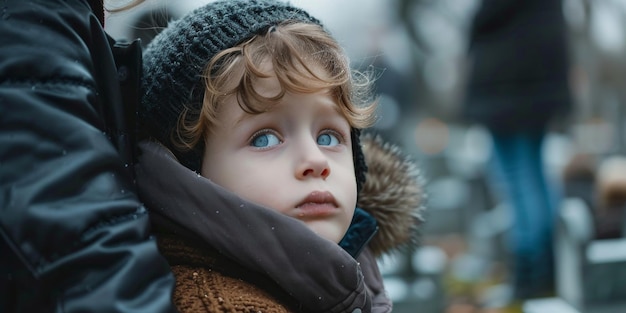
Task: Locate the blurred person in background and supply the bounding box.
[0,0,177,312]
[461,0,572,303]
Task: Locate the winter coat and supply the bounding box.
[462,0,572,133]
[135,134,426,313]
[0,1,176,312]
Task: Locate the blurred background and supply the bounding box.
[105,0,626,312]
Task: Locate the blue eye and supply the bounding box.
[317,133,340,146]
[251,132,281,148]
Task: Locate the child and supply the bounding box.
[136,0,425,312]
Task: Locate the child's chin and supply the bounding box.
[304,221,348,244]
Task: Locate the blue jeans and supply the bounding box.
[488,128,559,299]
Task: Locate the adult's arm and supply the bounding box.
[0,1,175,312]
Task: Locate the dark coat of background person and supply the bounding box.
[0,1,176,312]
[462,0,572,132]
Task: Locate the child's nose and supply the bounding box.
[295,142,331,180]
[300,165,330,179]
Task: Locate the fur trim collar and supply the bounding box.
[358,134,427,257]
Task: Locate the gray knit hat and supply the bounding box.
[140,0,367,191]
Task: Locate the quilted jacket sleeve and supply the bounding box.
[0,1,176,312]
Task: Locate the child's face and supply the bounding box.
[201,68,357,244]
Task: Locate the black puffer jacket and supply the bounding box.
[0,1,175,312]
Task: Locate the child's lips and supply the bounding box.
[294,191,338,218]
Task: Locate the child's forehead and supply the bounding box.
[248,60,280,97]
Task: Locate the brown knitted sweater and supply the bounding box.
[158,235,295,312]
